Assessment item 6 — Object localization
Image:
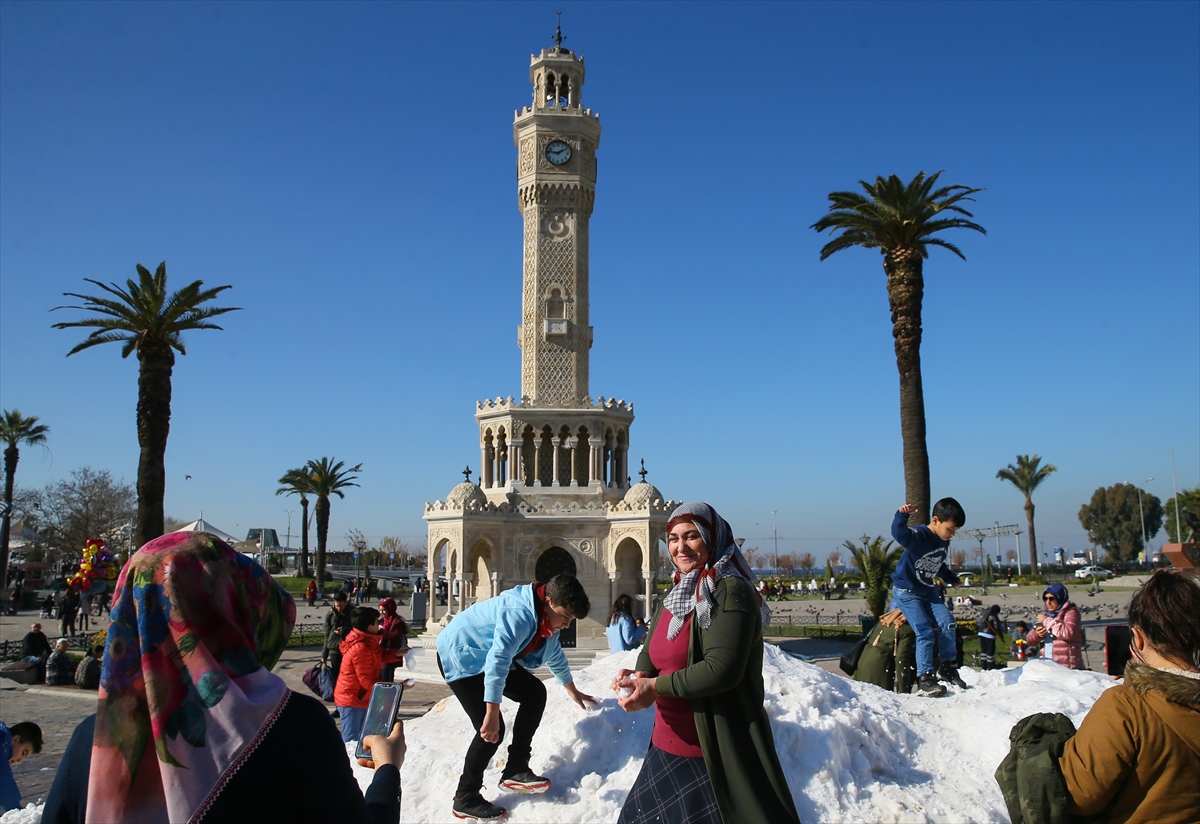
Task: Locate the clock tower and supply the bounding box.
[513,35,600,406]
[420,29,674,658]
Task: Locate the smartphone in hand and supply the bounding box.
[353,682,405,761]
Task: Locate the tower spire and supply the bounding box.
[553,12,565,49]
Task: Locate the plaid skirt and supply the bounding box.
[618,744,721,824]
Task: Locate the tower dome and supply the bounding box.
[623,481,663,509]
[445,480,487,510]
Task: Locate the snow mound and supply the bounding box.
[347,648,1116,823]
[0,652,1114,824]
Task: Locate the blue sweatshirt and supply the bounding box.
[436,584,573,704]
[890,510,960,598]
[1,722,22,812]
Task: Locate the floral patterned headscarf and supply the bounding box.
[87,531,295,823]
[662,502,770,640]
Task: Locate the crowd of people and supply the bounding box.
[1,498,1196,824]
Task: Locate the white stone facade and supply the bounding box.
[422,41,673,649]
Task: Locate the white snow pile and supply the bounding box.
[1,648,1115,824]
[352,647,1115,823]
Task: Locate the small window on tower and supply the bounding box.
[545,289,567,336]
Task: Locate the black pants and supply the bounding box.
[438,654,547,798]
[327,650,343,685]
[980,636,997,670]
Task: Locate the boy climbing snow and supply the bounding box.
[890,499,967,697]
[436,574,597,821]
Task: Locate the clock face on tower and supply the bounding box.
[545,140,572,166]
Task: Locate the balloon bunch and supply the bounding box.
[69,538,118,595]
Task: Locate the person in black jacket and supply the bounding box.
[325,590,354,683]
[41,531,404,824]
[20,622,52,660]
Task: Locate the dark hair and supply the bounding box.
[90,645,104,657]
[350,606,380,632]
[932,497,966,528]
[545,574,590,620]
[1015,621,1029,631]
[1128,569,1200,668]
[333,591,349,603]
[10,722,43,753]
[607,593,634,626]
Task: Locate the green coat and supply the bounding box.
[854,619,917,694]
[637,576,800,824]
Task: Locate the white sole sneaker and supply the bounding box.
[499,778,551,794]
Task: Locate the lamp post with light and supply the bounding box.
[1137,477,1154,561]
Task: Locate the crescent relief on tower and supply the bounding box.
[541,210,574,242]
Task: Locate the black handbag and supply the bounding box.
[839,634,870,675]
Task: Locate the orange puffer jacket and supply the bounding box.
[334,628,383,709]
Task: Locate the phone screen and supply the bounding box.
[353,682,404,761]
[1105,624,1132,677]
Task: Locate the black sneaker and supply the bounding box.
[452,793,507,821]
[916,672,947,697]
[499,769,551,794]
[938,661,968,689]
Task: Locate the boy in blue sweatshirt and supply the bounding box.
[890,498,966,697]
[437,574,597,821]
[1,721,43,813]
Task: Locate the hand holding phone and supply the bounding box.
[353,682,405,761]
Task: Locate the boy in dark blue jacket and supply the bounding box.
[890,498,966,697]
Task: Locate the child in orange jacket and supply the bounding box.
[333,606,383,743]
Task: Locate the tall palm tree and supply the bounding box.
[307,458,360,588]
[276,467,315,577]
[52,262,239,547]
[843,534,903,616]
[813,171,985,525]
[997,454,1057,575]
[1,410,50,592]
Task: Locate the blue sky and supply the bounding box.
[2,1,1197,565]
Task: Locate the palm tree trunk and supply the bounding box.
[135,343,173,548]
[1,444,19,592]
[315,497,329,588]
[1025,497,1039,575]
[885,253,931,526]
[300,497,311,578]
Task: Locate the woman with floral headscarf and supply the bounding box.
[613,502,799,824]
[377,597,409,682]
[41,531,405,824]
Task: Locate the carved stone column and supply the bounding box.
[642,571,655,619]
[551,437,561,487]
[509,443,522,486]
[568,438,578,487]
[608,571,619,607]
[480,446,490,488]
[589,438,603,486]
[534,439,543,487]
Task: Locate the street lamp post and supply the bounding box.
[1137,477,1154,562]
[283,510,293,572]
[771,511,779,575]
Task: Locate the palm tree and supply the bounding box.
[52,262,239,548]
[1,410,50,592]
[276,467,315,578]
[843,534,903,617]
[307,457,360,588]
[813,172,985,525]
[997,454,1057,575]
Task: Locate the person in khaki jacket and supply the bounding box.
[1058,569,1200,824]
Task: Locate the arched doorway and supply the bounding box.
[468,541,495,603]
[535,546,577,647]
[614,537,644,617]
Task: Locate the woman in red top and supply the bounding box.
[377,597,409,682]
[334,606,383,743]
[614,502,799,824]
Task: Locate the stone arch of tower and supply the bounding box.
[533,544,577,582]
[613,536,644,611]
[467,538,496,602]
